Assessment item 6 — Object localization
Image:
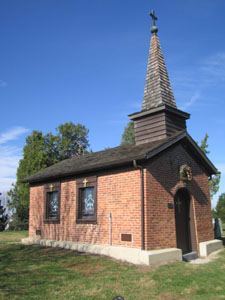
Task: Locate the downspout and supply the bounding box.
[133,160,145,250]
[109,212,112,245]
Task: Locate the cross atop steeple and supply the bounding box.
[150,10,158,35]
[150,10,157,26]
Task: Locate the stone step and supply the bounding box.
[182,252,198,262]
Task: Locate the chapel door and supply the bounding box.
[174,189,191,254]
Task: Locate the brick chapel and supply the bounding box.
[23,11,222,265]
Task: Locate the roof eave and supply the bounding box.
[129,104,190,121]
[22,155,146,184]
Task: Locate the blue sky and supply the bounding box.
[0,0,224,208]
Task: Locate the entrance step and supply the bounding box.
[182,252,198,262]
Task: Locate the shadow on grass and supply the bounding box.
[0,243,89,267]
[0,244,88,299]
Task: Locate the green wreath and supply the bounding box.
[180,164,192,182]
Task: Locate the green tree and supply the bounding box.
[0,206,8,231]
[120,121,135,146]
[9,130,48,227]
[209,173,221,200]
[211,208,218,219]
[200,133,210,154]
[200,133,221,199]
[9,122,89,228]
[56,122,89,160]
[215,193,225,223]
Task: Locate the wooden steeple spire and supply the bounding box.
[129,11,190,145]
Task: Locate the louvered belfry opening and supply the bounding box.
[129,16,190,145]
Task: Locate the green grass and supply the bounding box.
[0,231,225,300]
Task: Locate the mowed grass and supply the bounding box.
[0,231,225,300]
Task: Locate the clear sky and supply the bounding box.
[0,0,224,208]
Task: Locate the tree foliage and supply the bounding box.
[200,133,210,154]
[56,122,89,160]
[209,173,221,199]
[215,193,225,223]
[211,208,218,219]
[0,206,8,231]
[199,133,220,199]
[120,121,135,146]
[9,122,89,227]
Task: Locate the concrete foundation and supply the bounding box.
[199,239,223,257]
[22,238,182,266]
[140,248,182,265]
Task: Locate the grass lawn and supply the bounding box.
[0,231,225,300]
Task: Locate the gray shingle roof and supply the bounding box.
[22,132,184,183]
[22,131,218,184]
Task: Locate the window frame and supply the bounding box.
[44,182,61,223]
[76,176,97,224]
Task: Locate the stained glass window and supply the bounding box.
[48,192,59,218]
[81,187,94,217]
[45,183,60,223]
[76,177,97,223]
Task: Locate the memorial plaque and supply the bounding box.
[121,233,132,242]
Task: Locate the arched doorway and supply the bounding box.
[174,189,191,254]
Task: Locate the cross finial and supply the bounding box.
[150,10,157,26]
[83,178,88,187]
[149,10,158,35]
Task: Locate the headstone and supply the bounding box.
[214,218,223,238]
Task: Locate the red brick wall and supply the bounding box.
[144,143,214,251]
[29,143,214,252]
[144,164,177,250]
[29,168,142,248]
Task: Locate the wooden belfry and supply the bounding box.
[129,12,190,144]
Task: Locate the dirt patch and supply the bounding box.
[189,249,224,265]
[63,260,106,276]
[138,277,156,289]
[8,242,22,244]
[215,286,223,291]
[157,292,189,300]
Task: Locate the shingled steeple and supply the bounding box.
[142,34,177,110]
[129,11,190,145]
